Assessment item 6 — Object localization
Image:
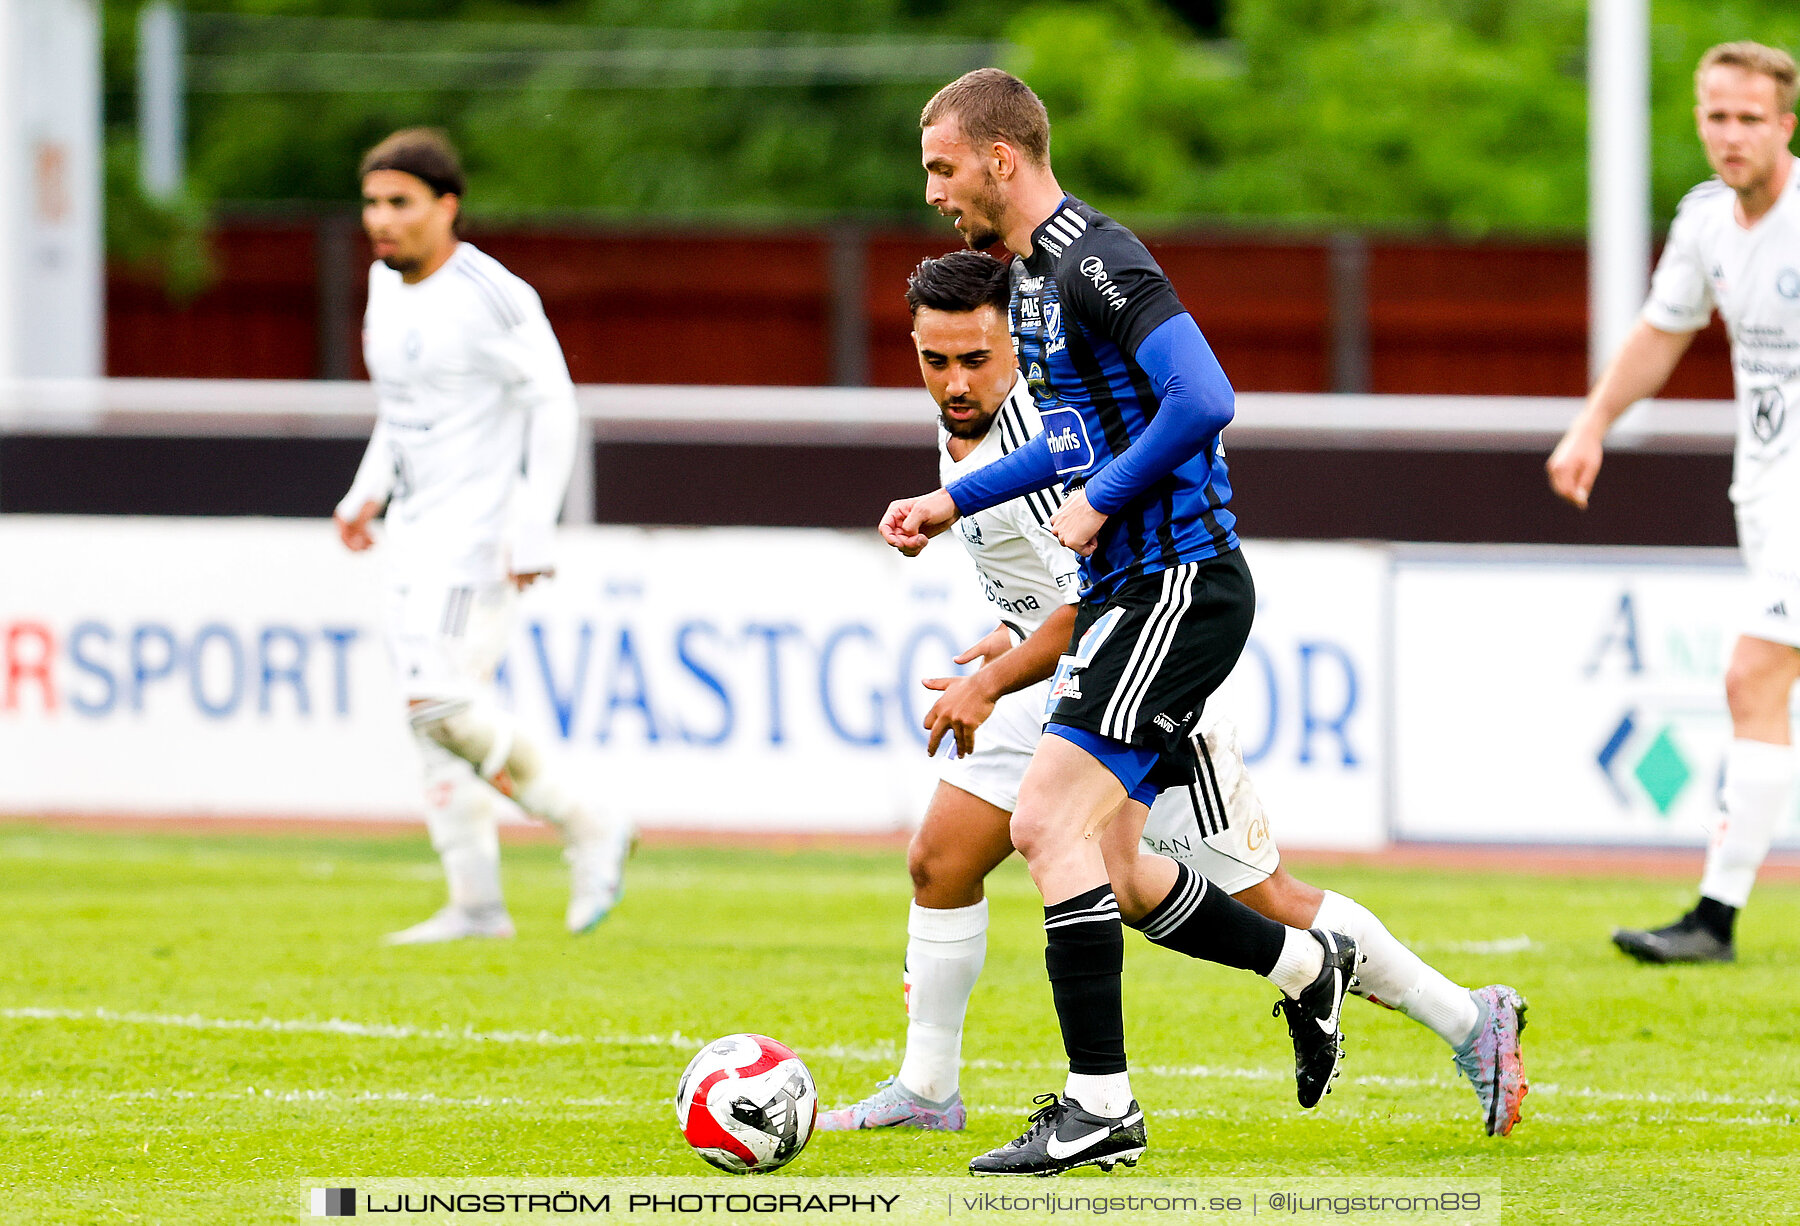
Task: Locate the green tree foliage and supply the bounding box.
[105,0,1017,223]
[102,0,1800,284]
[1017,0,1800,235]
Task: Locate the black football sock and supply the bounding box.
[1127,861,1288,976]
[1044,883,1127,1076]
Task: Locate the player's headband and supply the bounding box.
[362,146,465,199]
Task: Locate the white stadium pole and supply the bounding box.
[1587,0,1652,383]
[0,0,103,378]
[0,3,17,379]
[137,1,185,203]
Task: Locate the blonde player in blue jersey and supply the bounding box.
[1551,42,1800,965]
[838,250,1526,1145]
[337,129,632,944]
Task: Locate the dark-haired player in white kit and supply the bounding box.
[832,251,1527,1143]
[1550,42,1800,964]
[336,128,632,943]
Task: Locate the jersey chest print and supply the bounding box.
[1012,273,1095,475]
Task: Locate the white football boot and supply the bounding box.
[565,816,636,934]
[383,903,516,945]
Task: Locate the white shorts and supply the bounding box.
[383,576,515,703]
[1139,718,1281,896]
[1737,503,1800,648]
[937,688,1281,895]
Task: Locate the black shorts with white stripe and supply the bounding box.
[1049,549,1253,755]
[1142,729,1232,836]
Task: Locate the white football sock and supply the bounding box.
[1064,1071,1134,1118]
[1313,890,1477,1049]
[1699,738,1794,909]
[1268,926,1326,998]
[895,900,987,1103]
[417,738,504,912]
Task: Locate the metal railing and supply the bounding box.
[0,377,1735,523]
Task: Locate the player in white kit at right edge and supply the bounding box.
[335,128,632,944]
[1549,42,1800,963]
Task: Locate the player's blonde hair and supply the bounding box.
[1696,41,1798,114]
[921,69,1051,167]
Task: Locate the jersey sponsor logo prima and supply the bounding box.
[1079,256,1129,310]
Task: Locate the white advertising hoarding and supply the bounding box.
[1212,540,1387,850]
[1392,549,1800,848]
[0,519,1386,847]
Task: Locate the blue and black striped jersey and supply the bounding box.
[1010,196,1239,601]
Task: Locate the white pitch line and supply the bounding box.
[1434,936,1535,955]
[0,1005,896,1064]
[4,1084,1784,1132]
[2,1085,633,1110]
[7,1004,1793,1114]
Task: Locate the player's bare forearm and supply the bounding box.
[1582,320,1695,432]
[880,488,960,556]
[976,602,1076,697]
[922,605,1077,757]
[954,624,1015,670]
[1547,321,1695,509]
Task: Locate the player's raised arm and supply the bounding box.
[942,429,1058,516]
[1080,313,1235,513]
[1051,312,1236,555]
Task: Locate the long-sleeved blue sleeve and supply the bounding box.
[945,430,1059,517]
[1081,313,1235,516]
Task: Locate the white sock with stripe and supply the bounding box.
[896,900,987,1103]
[1312,890,1477,1048]
[1699,738,1794,909]
[417,738,505,912]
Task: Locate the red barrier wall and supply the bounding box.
[106,218,1734,400]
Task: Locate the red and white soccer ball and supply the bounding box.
[675,1033,818,1174]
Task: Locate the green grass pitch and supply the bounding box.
[1,822,1796,1224]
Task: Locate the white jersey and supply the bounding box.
[1643,165,1800,510]
[338,242,579,581]
[940,378,1082,639]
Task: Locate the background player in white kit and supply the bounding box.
[335,128,632,944]
[1550,42,1800,964]
[824,251,1527,1138]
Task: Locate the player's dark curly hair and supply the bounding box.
[905,249,1010,317]
[360,127,467,232]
